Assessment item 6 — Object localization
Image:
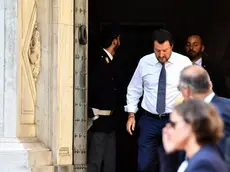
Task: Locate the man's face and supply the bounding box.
[185,36,204,61]
[113,35,120,51]
[154,40,173,63]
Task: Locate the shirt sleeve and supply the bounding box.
[124,60,143,113]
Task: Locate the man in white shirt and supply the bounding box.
[125,29,192,172]
[164,65,230,171]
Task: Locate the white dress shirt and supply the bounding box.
[193,58,202,66]
[177,160,189,172]
[103,48,113,61]
[124,52,192,114]
[204,92,215,103]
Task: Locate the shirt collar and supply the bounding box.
[204,92,215,103]
[103,48,113,61]
[153,52,176,65]
[168,52,177,64]
[193,58,202,66]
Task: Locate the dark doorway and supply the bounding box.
[88,1,230,171]
[88,22,165,172]
[114,23,165,81]
[112,24,165,172]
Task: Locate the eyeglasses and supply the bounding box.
[177,82,186,91]
[169,120,177,128]
[168,120,186,129]
[177,83,195,91]
[177,85,181,91]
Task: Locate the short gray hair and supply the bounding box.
[179,67,210,93]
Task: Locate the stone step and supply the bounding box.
[0,150,52,167]
[0,137,53,168]
[0,166,54,172]
[0,166,31,172]
[31,166,54,172]
[28,150,52,167]
[0,137,39,143]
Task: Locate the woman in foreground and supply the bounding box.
[163,99,228,172]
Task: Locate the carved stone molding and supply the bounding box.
[28,23,40,83]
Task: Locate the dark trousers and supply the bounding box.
[87,131,116,172]
[138,114,180,172]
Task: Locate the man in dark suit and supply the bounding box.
[178,65,230,171]
[87,24,120,172]
[185,35,229,98]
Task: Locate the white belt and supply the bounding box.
[92,108,112,116]
[88,108,112,130]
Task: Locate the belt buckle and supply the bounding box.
[159,113,166,119]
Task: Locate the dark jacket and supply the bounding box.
[202,58,229,98]
[211,95,230,170]
[88,49,117,133]
[185,145,227,172]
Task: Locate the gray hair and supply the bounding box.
[179,67,210,93]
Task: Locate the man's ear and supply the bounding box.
[183,86,191,101]
[209,80,213,90]
[187,86,195,100]
[112,38,117,46]
[201,45,205,52]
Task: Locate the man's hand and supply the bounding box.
[126,112,136,135]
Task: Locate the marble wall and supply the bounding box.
[0,0,5,137]
[0,0,18,138]
[36,0,74,165]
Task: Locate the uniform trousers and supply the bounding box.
[87,131,116,172]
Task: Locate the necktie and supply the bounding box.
[156,63,166,114]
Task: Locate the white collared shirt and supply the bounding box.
[193,58,202,66]
[177,160,189,172]
[124,52,192,114]
[204,92,215,103]
[103,48,113,61]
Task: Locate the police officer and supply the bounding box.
[87,24,120,172]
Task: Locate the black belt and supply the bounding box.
[143,109,170,119]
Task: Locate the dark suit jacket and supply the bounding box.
[185,145,228,172]
[88,49,117,133]
[211,95,230,170]
[202,58,229,98]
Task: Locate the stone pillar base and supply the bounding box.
[0,137,54,172]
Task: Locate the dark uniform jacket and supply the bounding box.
[88,49,117,133]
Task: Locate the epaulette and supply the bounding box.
[101,55,110,64]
